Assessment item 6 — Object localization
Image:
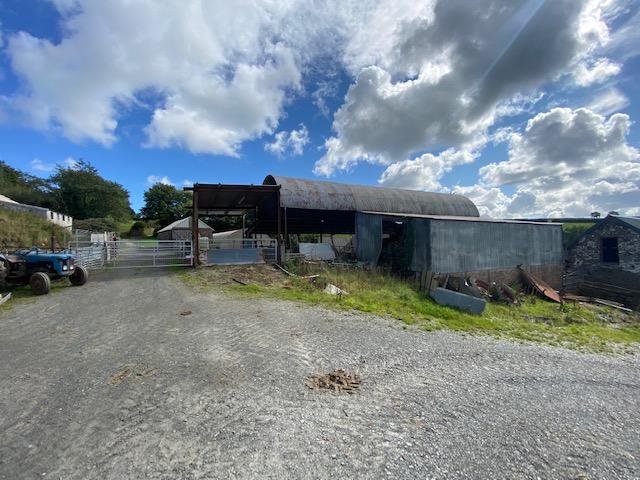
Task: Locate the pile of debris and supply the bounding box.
[428,274,517,314]
[305,369,361,394]
[429,266,635,314]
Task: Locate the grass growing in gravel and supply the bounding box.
[0,279,69,312]
[178,265,640,353]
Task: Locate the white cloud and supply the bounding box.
[312,79,339,117]
[315,0,620,176]
[4,0,634,184]
[30,158,55,172]
[146,175,173,186]
[587,87,629,115]
[468,107,640,217]
[7,0,308,155]
[379,148,476,192]
[264,131,288,157]
[30,157,80,173]
[61,157,80,169]
[380,106,640,218]
[378,135,487,191]
[288,124,310,155]
[264,124,309,157]
[451,185,515,219]
[573,57,621,86]
[480,108,637,186]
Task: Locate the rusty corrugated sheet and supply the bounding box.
[263,175,479,217]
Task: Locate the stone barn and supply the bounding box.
[157,217,214,241]
[565,215,640,308]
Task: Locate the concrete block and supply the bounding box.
[430,287,486,314]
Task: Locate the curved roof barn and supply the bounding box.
[263,175,479,217]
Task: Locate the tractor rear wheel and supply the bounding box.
[30,272,51,295]
[69,265,88,286]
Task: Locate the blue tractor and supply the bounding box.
[0,250,88,295]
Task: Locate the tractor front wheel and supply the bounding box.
[30,272,51,295]
[69,265,88,286]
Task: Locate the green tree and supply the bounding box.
[50,159,132,220]
[140,183,191,228]
[0,161,55,208]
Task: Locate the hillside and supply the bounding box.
[0,207,71,250]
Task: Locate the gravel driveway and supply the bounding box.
[1,269,638,479]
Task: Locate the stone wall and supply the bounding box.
[567,222,640,274]
[566,221,640,308]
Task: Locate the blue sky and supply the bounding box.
[1,0,639,217]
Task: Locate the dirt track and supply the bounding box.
[1,269,638,479]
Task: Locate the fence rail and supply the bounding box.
[69,240,193,269]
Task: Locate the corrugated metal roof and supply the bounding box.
[360,211,561,226]
[158,217,214,233]
[263,175,479,217]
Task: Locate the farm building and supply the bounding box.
[0,193,73,229]
[157,217,214,241]
[566,215,640,308]
[186,175,564,286]
[354,212,563,288]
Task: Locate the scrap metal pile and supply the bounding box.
[429,265,634,314]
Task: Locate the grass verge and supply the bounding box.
[0,207,71,249]
[178,265,640,354]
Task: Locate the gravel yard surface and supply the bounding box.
[1,269,638,479]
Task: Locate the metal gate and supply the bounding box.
[71,240,193,270]
[205,238,277,265]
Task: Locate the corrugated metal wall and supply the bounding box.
[424,219,563,273]
[355,213,383,265]
[409,218,430,272]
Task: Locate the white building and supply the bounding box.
[0,194,73,229]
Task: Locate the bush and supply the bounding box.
[128,221,146,237]
[73,217,118,232]
[562,222,595,248]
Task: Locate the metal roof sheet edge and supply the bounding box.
[359,211,563,226]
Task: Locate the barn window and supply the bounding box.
[601,237,619,263]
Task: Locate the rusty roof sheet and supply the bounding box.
[263,175,479,217]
